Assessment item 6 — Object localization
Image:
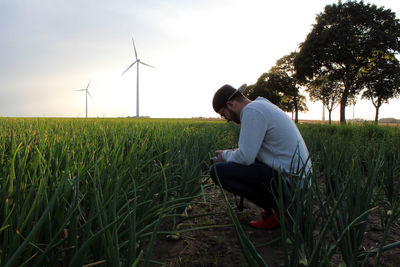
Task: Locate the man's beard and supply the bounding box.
[227,109,240,124]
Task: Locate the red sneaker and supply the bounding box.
[249,209,281,229]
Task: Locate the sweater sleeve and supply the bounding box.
[222,107,268,165]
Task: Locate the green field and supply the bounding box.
[1,118,399,266]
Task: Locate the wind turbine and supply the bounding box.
[76,80,93,118]
[121,37,155,118]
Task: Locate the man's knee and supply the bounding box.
[209,162,227,184]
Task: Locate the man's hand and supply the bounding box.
[215,150,224,162]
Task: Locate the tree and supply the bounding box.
[295,1,400,123]
[245,52,308,123]
[264,70,308,123]
[358,50,400,123]
[308,75,342,124]
[272,52,309,123]
[244,73,282,105]
[281,94,308,121]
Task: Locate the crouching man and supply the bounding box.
[210,84,312,229]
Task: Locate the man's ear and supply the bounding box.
[226,100,235,109]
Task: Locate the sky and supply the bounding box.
[1,0,400,120]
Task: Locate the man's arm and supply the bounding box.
[222,108,268,165]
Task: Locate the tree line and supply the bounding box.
[243,1,400,124]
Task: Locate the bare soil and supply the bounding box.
[148,184,400,267]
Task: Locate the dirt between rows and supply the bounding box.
[148,184,400,267]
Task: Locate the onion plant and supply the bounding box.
[0,118,236,266]
[272,123,400,266]
[1,118,399,266]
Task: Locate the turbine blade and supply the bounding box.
[76,89,86,91]
[140,61,156,69]
[132,37,138,60]
[87,91,94,99]
[86,80,91,90]
[121,60,138,76]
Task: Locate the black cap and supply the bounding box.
[212,84,247,113]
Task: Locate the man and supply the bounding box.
[210,84,311,229]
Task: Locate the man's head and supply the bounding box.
[212,84,248,124]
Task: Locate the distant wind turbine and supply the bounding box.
[121,37,155,118]
[76,80,93,118]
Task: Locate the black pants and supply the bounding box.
[209,160,280,211]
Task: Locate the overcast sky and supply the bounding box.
[1,0,399,120]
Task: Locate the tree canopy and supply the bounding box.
[307,75,343,124]
[358,50,400,122]
[245,52,308,123]
[295,1,400,123]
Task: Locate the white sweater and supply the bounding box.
[222,97,311,176]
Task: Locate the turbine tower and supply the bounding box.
[121,37,155,118]
[76,80,92,118]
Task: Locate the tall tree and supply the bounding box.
[295,1,400,123]
[244,73,282,105]
[245,53,308,123]
[271,52,308,123]
[358,50,400,123]
[308,75,343,124]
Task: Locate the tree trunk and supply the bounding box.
[328,109,332,125]
[293,98,299,123]
[340,85,350,124]
[339,100,346,124]
[375,107,379,124]
[374,98,382,124]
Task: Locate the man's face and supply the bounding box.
[219,105,240,124]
